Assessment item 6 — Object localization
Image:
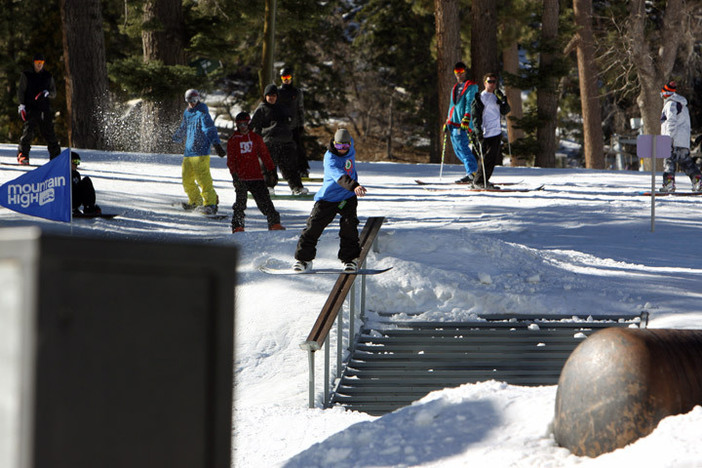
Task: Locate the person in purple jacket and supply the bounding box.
[293,128,367,273]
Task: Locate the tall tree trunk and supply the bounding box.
[434,0,461,164]
[60,0,108,150]
[141,0,185,153]
[260,0,277,95]
[471,0,498,87]
[535,0,559,168]
[502,42,525,166]
[573,0,604,169]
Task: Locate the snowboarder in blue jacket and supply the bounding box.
[293,128,367,273]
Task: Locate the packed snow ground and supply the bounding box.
[2,143,702,467]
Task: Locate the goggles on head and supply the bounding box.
[236,119,250,126]
[72,159,80,166]
[453,68,466,74]
[34,60,45,65]
[281,74,292,81]
[334,142,350,151]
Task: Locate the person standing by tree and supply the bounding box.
[659,81,701,193]
[226,111,285,233]
[16,53,61,165]
[172,89,226,215]
[444,62,479,183]
[471,73,510,189]
[277,66,310,178]
[251,84,308,195]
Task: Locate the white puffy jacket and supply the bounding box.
[661,93,691,148]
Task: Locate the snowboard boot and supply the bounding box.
[17,152,29,165]
[200,205,218,215]
[182,202,199,211]
[692,174,702,192]
[343,259,359,273]
[293,260,312,272]
[232,226,245,233]
[661,175,675,193]
[83,204,101,215]
[269,224,285,231]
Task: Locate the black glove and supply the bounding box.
[495,89,506,103]
[231,173,241,185]
[213,143,226,158]
[263,170,279,188]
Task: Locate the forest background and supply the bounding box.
[0,0,700,168]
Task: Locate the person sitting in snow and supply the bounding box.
[293,128,366,273]
[71,152,101,215]
[226,111,285,233]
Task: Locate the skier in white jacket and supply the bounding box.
[660,81,701,192]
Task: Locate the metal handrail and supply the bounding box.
[300,217,385,408]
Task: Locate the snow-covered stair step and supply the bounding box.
[330,314,644,415]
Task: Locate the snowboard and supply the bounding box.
[173,202,229,219]
[259,265,393,275]
[0,161,42,168]
[415,179,523,186]
[421,184,545,193]
[73,212,120,219]
[281,177,324,182]
[638,191,702,197]
[251,192,316,200]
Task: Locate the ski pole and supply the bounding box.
[477,137,487,189]
[439,130,447,180]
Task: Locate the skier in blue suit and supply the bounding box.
[445,61,479,183]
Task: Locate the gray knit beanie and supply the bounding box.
[334,128,351,144]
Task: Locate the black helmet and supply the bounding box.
[279,66,294,77]
[235,111,251,123]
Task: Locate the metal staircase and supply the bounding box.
[330,313,646,415]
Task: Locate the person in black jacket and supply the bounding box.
[71,152,101,216]
[16,53,61,165]
[471,73,510,189]
[250,84,308,195]
[278,66,310,178]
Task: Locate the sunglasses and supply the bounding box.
[453,68,466,74]
[334,142,350,151]
[281,75,292,80]
[486,79,497,83]
[72,159,80,166]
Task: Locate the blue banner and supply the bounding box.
[0,149,72,222]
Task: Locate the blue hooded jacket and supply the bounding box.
[172,102,221,157]
[315,139,359,202]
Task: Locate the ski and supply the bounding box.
[638,191,702,197]
[415,179,523,186]
[421,184,545,193]
[259,265,393,276]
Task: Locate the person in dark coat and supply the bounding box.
[250,84,308,195]
[277,66,309,178]
[71,152,101,216]
[16,53,61,165]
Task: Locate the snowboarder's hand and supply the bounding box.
[355,185,367,197]
[214,143,226,158]
[18,104,26,121]
[264,170,278,188]
[460,116,471,132]
[495,88,506,103]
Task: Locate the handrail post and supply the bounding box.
[336,302,343,380]
[307,350,315,408]
[324,335,330,408]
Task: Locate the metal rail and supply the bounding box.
[300,216,385,408]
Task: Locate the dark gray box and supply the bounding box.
[0,228,235,468]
